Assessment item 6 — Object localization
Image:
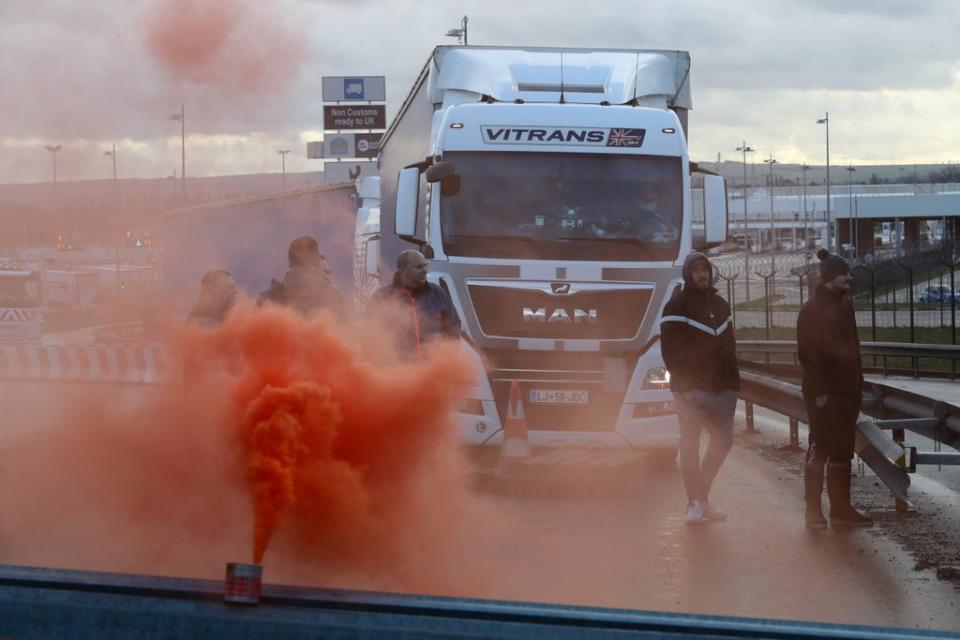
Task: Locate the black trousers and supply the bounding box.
[803,392,861,464]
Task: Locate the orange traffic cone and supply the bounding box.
[500,380,530,460]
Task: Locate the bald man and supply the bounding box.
[368,249,461,356]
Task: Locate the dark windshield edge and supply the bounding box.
[438,151,682,262]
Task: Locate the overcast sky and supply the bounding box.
[2,0,959,184]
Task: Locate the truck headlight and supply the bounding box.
[641,367,671,390]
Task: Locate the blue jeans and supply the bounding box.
[674,389,738,503]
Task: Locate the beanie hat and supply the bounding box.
[817,248,850,281]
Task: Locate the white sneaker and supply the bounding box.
[702,501,727,522]
[685,501,705,525]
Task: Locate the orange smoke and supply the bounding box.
[143,0,306,93]
[0,301,478,589]
[243,383,340,563]
[184,304,476,568]
[187,308,471,563]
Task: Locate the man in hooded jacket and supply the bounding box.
[661,252,740,525]
[797,249,872,528]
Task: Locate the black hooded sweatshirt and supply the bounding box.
[660,252,740,393]
[797,282,863,397]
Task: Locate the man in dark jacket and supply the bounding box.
[660,252,740,525]
[259,236,346,318]
[368,249,461,357]
[187,269,237,328]
[797,249,872,528]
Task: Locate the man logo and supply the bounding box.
[523,307,598,324]
[551,282,571,295]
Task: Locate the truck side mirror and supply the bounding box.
[439,175,461,197]
[364,236,380,277]
[425,160,455,182]
[395,167,420,239]
[426,160,460,197]
[702,175,728,246]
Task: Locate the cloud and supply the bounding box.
[684,3,959,92]
[1,0,959,183]
[143,0,307,95]
[0,0,313,141]
[797,0,939,17]
[689,72,960,164]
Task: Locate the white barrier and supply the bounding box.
[0,345,178,385]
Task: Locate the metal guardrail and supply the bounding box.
[738,340,960,379]
[1,564,957,639]
[736,342,960,509]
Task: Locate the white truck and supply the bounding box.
[358,46,729,455]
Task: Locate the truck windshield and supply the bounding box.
[439,152,682,261]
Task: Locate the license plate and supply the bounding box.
[529,389,589,405]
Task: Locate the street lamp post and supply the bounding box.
[801,164,810,247]
[277,149,291,191]
[764,155,777,273]
[847,165,857,258]
[736,141,755,300]
[169,105,186,199]
[45,144,62,241]
[103,144,122,296]
[445,15,468,44]
[764,154,777,302]
[103,144,117,199]
[816,112,831,249]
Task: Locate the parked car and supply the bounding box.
[918,285,954,304]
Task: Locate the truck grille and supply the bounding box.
[467,281,652,340]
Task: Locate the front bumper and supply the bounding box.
[452,408,678,450]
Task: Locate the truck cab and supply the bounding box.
[361,47,728,453]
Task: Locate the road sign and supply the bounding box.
[323,105,386,130]
[307,133,381,159]
[354,133,381,158]
[324,160,377,185]
[322,76,386,102]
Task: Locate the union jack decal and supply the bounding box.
[606,128,645,147]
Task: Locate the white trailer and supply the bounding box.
[359,46,729,454]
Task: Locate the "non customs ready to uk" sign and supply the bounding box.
[323,105,386,130]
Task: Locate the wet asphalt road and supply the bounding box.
[1,381,958,633]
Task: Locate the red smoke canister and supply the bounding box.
[224,562,262,605]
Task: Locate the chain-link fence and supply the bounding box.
[712,238,960,344]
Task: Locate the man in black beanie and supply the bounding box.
[796,248,872,528]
